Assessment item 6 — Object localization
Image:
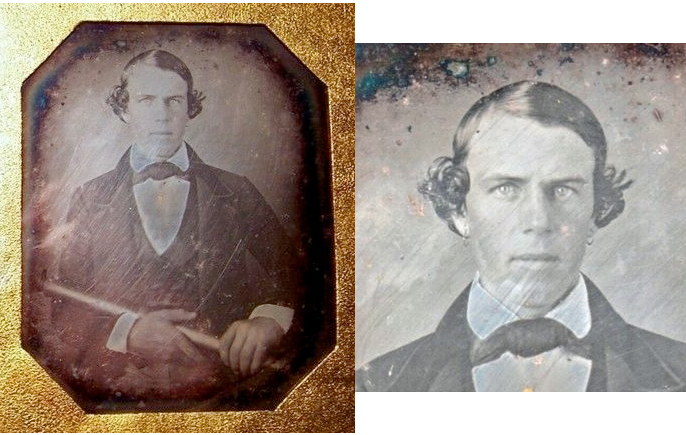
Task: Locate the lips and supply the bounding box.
[150,132,173,135]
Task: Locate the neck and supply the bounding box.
[478,275,579,319]
[135,141,184,161]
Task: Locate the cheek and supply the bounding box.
[558,200,594,235]
[171,111,189,127]
[466,205,513,259]
[128,106,151,123]
[466,195,517,238]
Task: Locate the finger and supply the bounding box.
[250,343,268,375]
[175,333,204,362]
[219,323,238,366]
[239,333,258,376]
[152,309,197,323]
[229,326,248,373]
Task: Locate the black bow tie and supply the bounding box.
[132,162,189,184]
[470,317,589,366]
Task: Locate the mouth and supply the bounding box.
[510,253,560,264]
[150,132,173,136]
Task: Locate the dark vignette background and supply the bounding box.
[22,22,334,411]
[356,43,686,368]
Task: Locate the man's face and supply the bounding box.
[456,114,596,318]
[123,64,190,160]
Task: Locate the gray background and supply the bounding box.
[356,44,686,368]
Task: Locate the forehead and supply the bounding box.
[126,64,188,96]
[466,113,595,180]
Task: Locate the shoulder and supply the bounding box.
[76,169,125,203]
[357,286,473,392]
[585,277,686,390]
[356,334,436,392]
[67,149,131,210]
[208,166,258,195]
[620,325,686,390]
[196,164,270,213]
[188,148,263,201]
[195,160,243,185]
[66,167,128,221]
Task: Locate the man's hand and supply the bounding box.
[219,317,285,376]
[128,308,203,363]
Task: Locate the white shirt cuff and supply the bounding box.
[249,304,294,333]
[106,312,140,353]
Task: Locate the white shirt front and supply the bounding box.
[467,273,593,391]
[130,142,191,255]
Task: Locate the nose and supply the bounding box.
[522,189,553,235]
[152,100,170,122]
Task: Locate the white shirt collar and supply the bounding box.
[129,142,190,173]
[466,272,592,340]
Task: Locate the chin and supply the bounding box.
[500,273,576,314]
[143,141,181,159]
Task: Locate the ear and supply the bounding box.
[449,210,470,238]
[120,110,130,124]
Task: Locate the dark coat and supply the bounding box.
[356,277,686,392]
[38,145,301,410]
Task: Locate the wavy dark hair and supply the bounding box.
[419,80,632,236]
[106,49,205,121]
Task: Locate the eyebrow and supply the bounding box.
[548,176,588,185]
[480,174,589,185]
[135,94,186,98]
[481,175,527,185]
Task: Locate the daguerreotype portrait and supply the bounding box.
[22,23,334,412]
[356,44,686,391]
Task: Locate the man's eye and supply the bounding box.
[168,98,183,105]
[138,97,153,104]
[553,185,574,200]
[492,183,518,198]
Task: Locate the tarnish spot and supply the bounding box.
[408,195,425,217]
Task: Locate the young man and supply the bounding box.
[357,81,686,392]
[47,50,301,409]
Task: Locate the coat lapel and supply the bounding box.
[90,148,141,263]
[425,287,476,391]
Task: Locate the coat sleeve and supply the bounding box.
[46,186,135,391]
[230,176,306,360]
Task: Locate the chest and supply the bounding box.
[133,177,191,255]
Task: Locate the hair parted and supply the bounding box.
[418,80,632,235]
[106,49,206,121]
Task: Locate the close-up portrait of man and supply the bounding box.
[22,24,334,412]
[355,44,686,392]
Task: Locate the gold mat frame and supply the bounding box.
[0,3,354,432]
